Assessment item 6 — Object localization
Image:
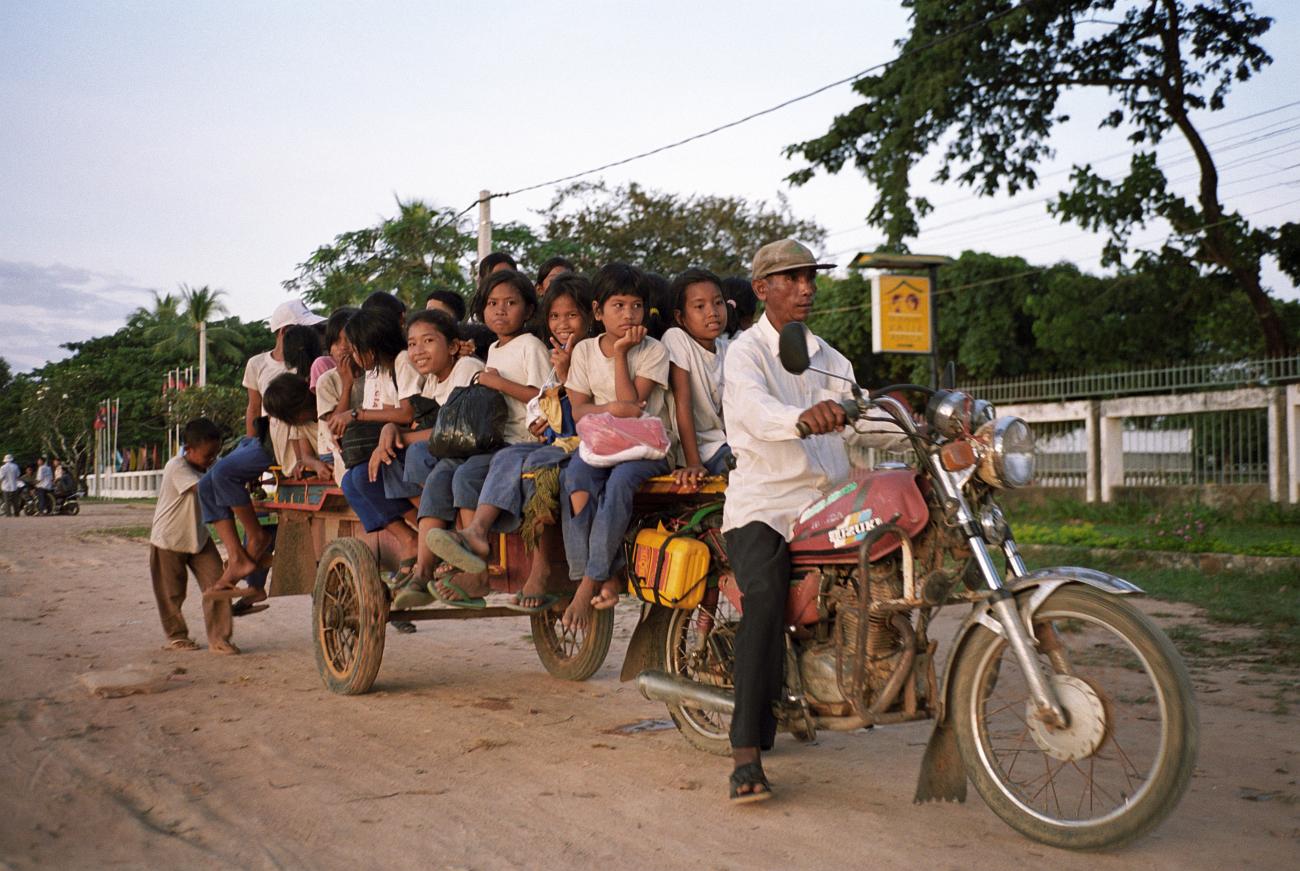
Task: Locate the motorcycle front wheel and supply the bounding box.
[951,584,1197,850]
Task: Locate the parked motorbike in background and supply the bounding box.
[630,321,1197,850]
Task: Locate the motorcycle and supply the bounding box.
[628,321,1197,850]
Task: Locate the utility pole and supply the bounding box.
[198,320,207,387]
[477,190,492,268]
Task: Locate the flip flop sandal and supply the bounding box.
[385,557,419,590]
[232,599,270,617]
[164,638,200,651]
[728,762,774,805]
[392,577,435,610]
[503,592,562,614]
[427,571,487,609]
[424,528,487,574]
[204,584,260,602]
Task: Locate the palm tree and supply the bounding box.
[147,284,243,385]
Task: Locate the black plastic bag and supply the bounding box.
[410,395,440,431]
[340,421,386,469]
[427,384,507,458]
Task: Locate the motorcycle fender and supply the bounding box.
[934,566,1143,723]
[619,604,671,683]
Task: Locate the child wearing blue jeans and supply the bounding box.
[417,270,549,606]
[423,274,592,612]
[559,263,673,631]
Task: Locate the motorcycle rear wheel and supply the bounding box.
[651,598,741,756]
[951,585,1197,850]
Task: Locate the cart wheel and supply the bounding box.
[312,538,388,694]
[531,604,614,681]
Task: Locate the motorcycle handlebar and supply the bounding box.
[795,398,863,438]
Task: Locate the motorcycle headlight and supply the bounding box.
[926,390,972,438]
[976,417,1035,488]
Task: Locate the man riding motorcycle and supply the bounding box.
[721,239,903,803]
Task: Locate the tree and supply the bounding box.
[284,198,476,310]
[785,0,1292,354]
[145,284,243,384]
[535,182,826,277]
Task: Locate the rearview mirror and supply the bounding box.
[778,322,810,374]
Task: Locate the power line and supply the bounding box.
[485,1,1038,203]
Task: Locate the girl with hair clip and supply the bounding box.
[423,273,592,613]
[557,263,673,631]
[416,270,550,607]
[335,307,424,583]
[662,267,732,489]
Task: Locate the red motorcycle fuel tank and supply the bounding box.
[788,469,929,565]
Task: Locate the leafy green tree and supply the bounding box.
[145,284,244,382]
[284,198,476,310]
[786,0,1292,354]
[536,182,825,277]
[157,384,246,439]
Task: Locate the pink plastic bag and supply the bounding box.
[576,413,670,468]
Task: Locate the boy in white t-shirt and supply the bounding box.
[149,418,237,654]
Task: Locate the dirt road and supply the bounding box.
[0,503,1295,869]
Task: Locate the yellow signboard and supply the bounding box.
[872,274,932,354]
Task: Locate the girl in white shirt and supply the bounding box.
[559,263,672,632]
[662,268,732,489]
[420,271,549,607]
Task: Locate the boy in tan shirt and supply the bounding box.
[149,418,238,654]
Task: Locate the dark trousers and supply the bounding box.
[723,522,790,751]
[149,541,232,645]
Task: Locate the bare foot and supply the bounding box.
[561,577,599,632]
[214,551,258,589]
[459,525,492,560]
[591,578,621,610]
[209,640,241,655]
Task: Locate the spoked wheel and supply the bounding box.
[312,538,389,695]
[63,501,80,516]
[951,585,1197,850]
[651,592,740,756]
[531,602,613,681]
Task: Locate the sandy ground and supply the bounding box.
[0,502,1296,870]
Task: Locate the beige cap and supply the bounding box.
[751,239,835,280]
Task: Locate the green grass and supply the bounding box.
[1007,497,1300,558]
[1024,547,1300,668]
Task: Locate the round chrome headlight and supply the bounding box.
[926,390,972,438]
[976,417,1036,488]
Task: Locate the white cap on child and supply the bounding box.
[269,299,327,332]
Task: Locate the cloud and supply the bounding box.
[0,260,156,371]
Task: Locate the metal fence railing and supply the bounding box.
[960,355,1300,405]
[1122,409,1270,487]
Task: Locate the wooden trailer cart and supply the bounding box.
[256,472,725,695]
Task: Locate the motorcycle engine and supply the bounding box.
[798,560,906,709]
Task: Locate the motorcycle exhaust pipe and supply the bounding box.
[636,670,735,715]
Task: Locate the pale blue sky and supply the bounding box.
[1,1,1297,370]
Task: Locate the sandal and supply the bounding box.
[503,591,561,615]
[728,762,773,805]
[424,528,487,574]
[427,569,487,609]
[385,556,419,590]
[392,573,435,610]
[164,638,200,651]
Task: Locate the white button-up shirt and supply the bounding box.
[721,313,903,538]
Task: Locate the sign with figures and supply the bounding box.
[872,274,932,354]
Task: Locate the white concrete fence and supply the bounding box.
[86,470,165,499]
[1000,385,1298,503]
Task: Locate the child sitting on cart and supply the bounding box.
[423,274,592,612]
